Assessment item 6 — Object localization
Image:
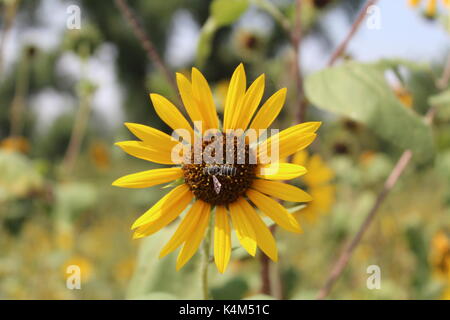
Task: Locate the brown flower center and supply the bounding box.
[182,135,257,206]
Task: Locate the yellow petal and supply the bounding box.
[260,133,317,162]
[249,88,287,131]
[224,63,246,130]
[246,189,302,233]
[251,179,312,202]
[131,184,192,231]
[176,202,211,270]
[159,200,206,258]
[191,67,219,130]
[214,206,231,273]
[112,167,183,188]
[256,163,307,180]
[237,198,278,262]
[232,74,265,130]
[258,122,321,160]
[176,72,206,131]
[115,141,177,165]
[149,93,193,135]
[124,122,178,147]
[229,201,257,256]
[258,122,321,163]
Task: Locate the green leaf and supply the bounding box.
[429,89,450,107]
[211,0,249,27]
[196,0,249,66]
[242,294,275,300]
[305,62,435,163]
[374,58,432,74]
[126,212,201,299]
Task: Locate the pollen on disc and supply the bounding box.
[182,134,257,206]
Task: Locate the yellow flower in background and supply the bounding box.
[113,64,320,272]
[442,286,450,300]
[89,140,110,170]
[408,0,450,18]
[430,231,450,281]
[0,136,30,154]
[292,151,335,223]
[393,86,413,108]
[114,257,136,282]
[359,150,377,167]
[62,256,93,283]
[213,79,229,113]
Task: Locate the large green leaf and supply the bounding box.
[305,62,434,163]
[429,89,450,107]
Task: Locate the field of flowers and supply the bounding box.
[0,0,449,300]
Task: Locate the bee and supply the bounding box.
[203,165,237,194]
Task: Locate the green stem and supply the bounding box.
[201,217,213,300]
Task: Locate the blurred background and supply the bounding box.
[1,0,450,299]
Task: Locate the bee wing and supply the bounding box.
[212,175,222,194]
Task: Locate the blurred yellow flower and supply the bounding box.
[430,231,450,281]
[62,256,93,283]
[89,140,110,170]
[213,79,229,113]
[0,136,30,154]
[408,0,450,18]
[292,151,335,223]
[55,228,74,251]
[113,64,319,272]
[359,150,377,166]
[441,286,450,300]
[393,86,413,108]
[114,257,136,282]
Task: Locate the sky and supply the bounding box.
[2,0,450,129]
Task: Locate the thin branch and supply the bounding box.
[436,54,450,90]
[114,0,178,95]
[327,0,379,67]
[0,0,20,77]
[316,149,413,299]
[260,251,271,295]
[260,224,284,299]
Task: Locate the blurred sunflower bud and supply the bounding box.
[63,24,102,59]
[89,140,110,170]
[232,29,266,62]
[309,0,335,9]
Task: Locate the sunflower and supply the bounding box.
[408,0,450,18]
[291,151,335,223]
[393,86,413,108]
[430,231,450,281]
[113,64,319,272]
[0,136,30,154]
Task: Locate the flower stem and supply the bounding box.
[201,219,213,300]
